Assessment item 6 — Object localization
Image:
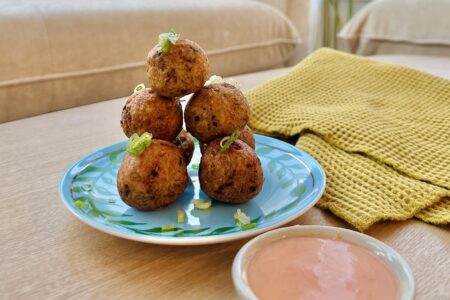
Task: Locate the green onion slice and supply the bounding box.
[162,224,175,232]
[74,200,89,209]
[234,209,250,226]
[177,210,185,224]
[126,132,153,156]
[220,130,241,153]
[206,75,240,89]
[191,163,200,169]
[207,75,223,85]
[158,30,180,54]
[192,199,212,210]
[134,83,145,93]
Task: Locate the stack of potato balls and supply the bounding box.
[117,31,264,210]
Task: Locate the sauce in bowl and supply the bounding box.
[247,236,399,300]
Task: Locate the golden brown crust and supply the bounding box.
[240,125,255,149]
[117,140,188,210]
[121,88,182,141]
[199,139,263,204]
[199,142,208,155]
[185,83,250,143]
[173,130,195,165]
[146,39,209,98]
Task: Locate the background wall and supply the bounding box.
[252,0,371,64]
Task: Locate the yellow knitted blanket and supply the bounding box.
[246,48,450,231]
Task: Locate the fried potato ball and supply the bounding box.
[117,140,188,210]
[121,88,182,141]
[146,39,209,98]
[173,129,195,165]
[199,139,263,204]
[185,83,250,143]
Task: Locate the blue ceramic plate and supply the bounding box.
[59,134,326,245]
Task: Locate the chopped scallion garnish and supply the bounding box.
[234,209,251,226]
[74,200,89,209]
[134,83,145,93]
[193,199,212,210]
[205,75,240,89]
[177,210,185,224]
[191,163,200,169]
[162,224,176,232]
[126,132,153,156]
[158,30,180,54]
[206,75,223,85]
[220,130,241,153]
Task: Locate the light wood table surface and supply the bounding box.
[1,70,449,299]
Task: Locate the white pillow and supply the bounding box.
[338,0,450,57]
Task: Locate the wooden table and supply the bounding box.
[1,79,449,299]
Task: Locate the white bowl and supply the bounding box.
[232,225,414,300]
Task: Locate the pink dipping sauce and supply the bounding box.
[247,237,399,300]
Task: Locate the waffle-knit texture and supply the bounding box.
[246,48,450,231]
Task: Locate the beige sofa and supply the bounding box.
[0,0,309,123]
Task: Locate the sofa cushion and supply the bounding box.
[0,0,300,123]
[338,0,450,57]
